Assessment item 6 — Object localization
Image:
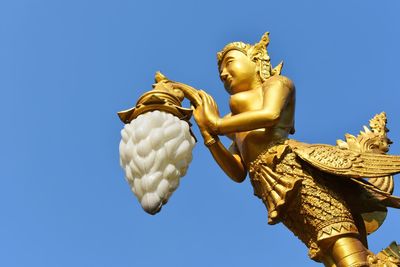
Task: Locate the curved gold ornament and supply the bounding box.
[118,72,199,124]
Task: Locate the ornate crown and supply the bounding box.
[217,32,283,81]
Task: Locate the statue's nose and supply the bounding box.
[220,69,228,81]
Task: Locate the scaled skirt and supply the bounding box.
[249,141,360,261]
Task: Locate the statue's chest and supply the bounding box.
[229,89,263,114]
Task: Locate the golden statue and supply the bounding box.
[118,32,400,267]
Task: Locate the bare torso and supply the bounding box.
[229,75,295,166]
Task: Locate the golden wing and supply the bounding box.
[290,112,400,235]
[336,112,394,192]
[367,176,394,194]
[291,143,400,178]
[349,177,400,209]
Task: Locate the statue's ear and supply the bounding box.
[254,59,261,74]
[257,59,271,82]
[255,60,263,81]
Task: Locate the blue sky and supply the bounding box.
[1,1,400,266]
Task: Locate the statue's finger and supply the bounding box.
[206,94,214,106]
[199,91,207,101]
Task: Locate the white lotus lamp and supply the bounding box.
[118,73,200,214]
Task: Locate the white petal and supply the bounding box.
[141,171,162,192]
[180,120,190,132]
[133,178,144,199]
[148,111,164,127]
[163,164,177,180]
[129,159,142,176]
[142,150,156,173]
[149,148,165,173]
[165,137,182,158]
[163,123,181,141]
[121,128,129,143]
[175,140,190,161]
[149,129,164,150]
[169,177,180,190]
[135,123,149,141]
[136,140,152,157]
[141,192,161,214]
[156,179,170,200]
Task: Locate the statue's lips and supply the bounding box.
[225,77,232,87]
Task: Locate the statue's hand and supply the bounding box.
[167,80,220,135]
[167,81,202,107]
[194,90,221,135]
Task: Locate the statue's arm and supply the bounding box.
[217,76,294,134]
[206,137,247,183]
[197,112,246,183]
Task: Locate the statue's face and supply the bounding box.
[219,50,259,94]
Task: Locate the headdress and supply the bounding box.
[217,32,283,81]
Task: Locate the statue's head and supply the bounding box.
[217,32,281,94]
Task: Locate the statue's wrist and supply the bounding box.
[204,135,219,148]
[213,118,221,135]
[201,130,219,147]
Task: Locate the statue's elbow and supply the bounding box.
[270,113,280,124]
[262,111,280,126]
[231,174,246,183]
[229,171,246,183]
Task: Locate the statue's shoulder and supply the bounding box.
[263,75,295,92]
